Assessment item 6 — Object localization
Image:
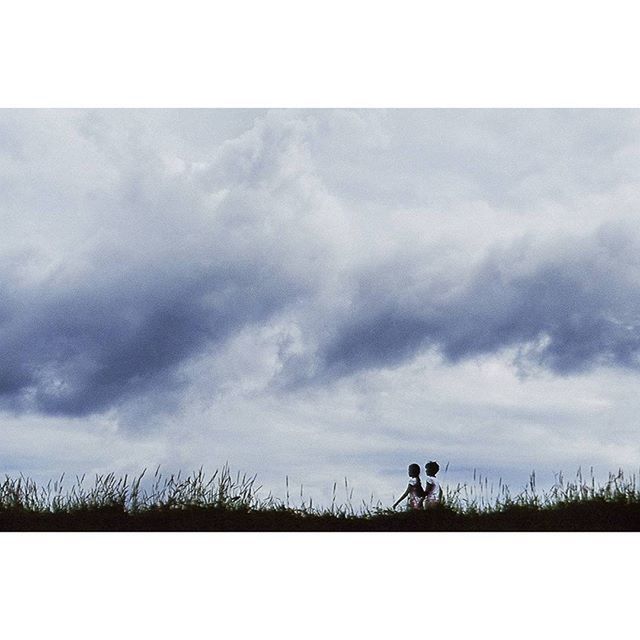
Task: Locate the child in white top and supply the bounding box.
[423,460,441,508]
[393,463,424,510]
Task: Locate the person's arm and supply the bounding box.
[393,486,409,509]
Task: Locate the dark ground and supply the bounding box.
[2,500,640,531]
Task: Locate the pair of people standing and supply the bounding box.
[393,460,441,510]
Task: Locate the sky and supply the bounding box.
[1,108,640,506]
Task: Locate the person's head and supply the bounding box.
[408,463,421,478]
[425,461,440,476]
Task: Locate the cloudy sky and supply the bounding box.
[1,109,640,505]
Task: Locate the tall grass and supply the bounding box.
[442,467,640,514]
[1,465,639,518]
[0,464,262,514]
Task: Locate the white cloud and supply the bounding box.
[1,109,640,506]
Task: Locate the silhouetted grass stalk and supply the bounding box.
[0,465,639,518]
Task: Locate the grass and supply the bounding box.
[1,464,639,530]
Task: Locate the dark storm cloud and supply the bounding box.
[0,110,323,417]
[2,109,640,419]
[316,224,640,379]
[9,217,635,417]
[0,260,304,415]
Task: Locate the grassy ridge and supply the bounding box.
[1,465,639,531]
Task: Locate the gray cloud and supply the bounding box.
[4,109,640,506]
[0,255,305,415]
[313,223,640,380]
[0,110,319,415]
[2,109,640,421]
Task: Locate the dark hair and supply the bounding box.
[425,460,440,476]
[408,463,421,477]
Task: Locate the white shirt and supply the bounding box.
[406,477,424,509]
[423,475,441,503]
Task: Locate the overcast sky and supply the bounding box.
[1,109,640,505]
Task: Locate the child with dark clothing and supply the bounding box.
[392,463,424,510]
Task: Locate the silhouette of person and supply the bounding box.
[423,460,441,508]
[393,463,424,510]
